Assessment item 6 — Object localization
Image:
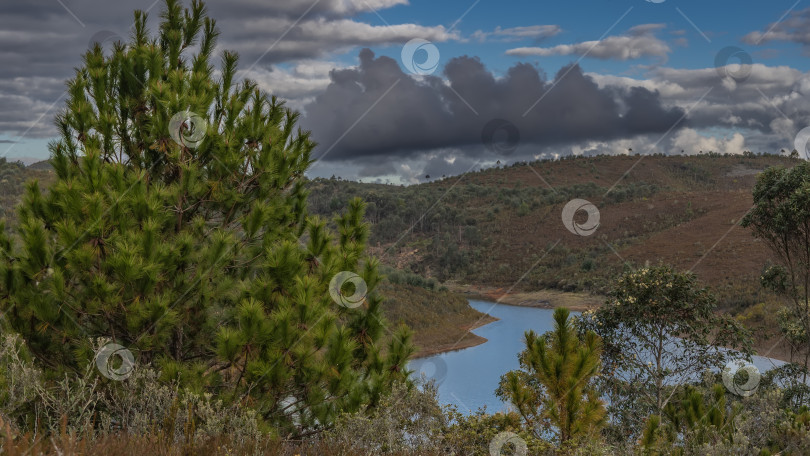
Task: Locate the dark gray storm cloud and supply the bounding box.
[0,0,452,139]
[4,0,809,177]
[302,49,686,162]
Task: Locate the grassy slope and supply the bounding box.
[308,153,802,360]
[379,282,496,357]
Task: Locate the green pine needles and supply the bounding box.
[0,0,412,437]
[498,307,606,444]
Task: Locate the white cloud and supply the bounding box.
[223,17,458,65]
[243,60,348,112]
[505,24,670,61]
[559,57,810,165]
[587,73,685,99]
[471,25,562,42]
[210,0,409,18]
[669,128,746,155]
[0,0,458,138]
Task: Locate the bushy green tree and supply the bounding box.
[497,307,606,445]
[743,161,810,394]
[578,265,752,439]
[0,0,411,437]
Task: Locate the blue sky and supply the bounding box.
[357,0,807,73]
[2,0,810,183]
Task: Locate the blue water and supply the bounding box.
[408,300,789,414]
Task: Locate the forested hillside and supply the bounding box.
[7,152,791,310]
[0,158,54,222]
[4,153,800,357]
[309,153,795,308]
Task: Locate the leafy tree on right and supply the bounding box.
[743,160,810,405]
[578,265,752,440]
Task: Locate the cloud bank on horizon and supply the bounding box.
[3,0,810,182]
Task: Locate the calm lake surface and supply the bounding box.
[408,300,789,414]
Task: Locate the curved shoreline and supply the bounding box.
[415,288,794,364]
[412,314,498,358]
[445,284,603,312]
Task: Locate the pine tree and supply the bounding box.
[0,0,412,437]
[641,384,742,454]
[497,307,606,444]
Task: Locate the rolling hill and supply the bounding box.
[307,152,803,359]
[1,153,801,358]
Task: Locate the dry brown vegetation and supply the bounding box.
[309,153,801,359]
[0,427,446,456]
[397,154,785,297]
[379,279,496,358]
